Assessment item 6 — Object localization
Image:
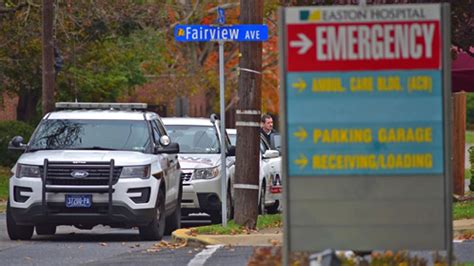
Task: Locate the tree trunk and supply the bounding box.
[234,0,263,228]
[16,87,41,122]
[42,0,55,115]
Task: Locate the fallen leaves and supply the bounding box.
[454,231,474,240]
[145,240,188,253]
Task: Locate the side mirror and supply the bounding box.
[226,145,236,157]
[155,142,180,154]
[8,136,26,151]
[263,149,279,159]
[159,135,171,146]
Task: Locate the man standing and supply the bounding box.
[260,114,276,145]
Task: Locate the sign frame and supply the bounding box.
[279,3,452,264]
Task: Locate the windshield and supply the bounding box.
[29,119,150,152]
[166,125,219,154]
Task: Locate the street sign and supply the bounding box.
[217,7,225,24]
[175,17,269,228]
[280,3,452,260]
[174,25,268,42]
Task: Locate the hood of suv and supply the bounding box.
[17,150,154,166]
[178,154,221,170]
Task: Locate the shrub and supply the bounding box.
[0,121,35,167]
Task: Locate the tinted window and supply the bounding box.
[228,133,236,146]
[29,119,150,152]
[166,125,219,154]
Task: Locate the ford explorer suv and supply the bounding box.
[7,102,181,241]
[162,116,235,224]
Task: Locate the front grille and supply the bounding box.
[181,172,192,182]
[41,162,122,186]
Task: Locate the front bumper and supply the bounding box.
[9,202,155,227]
[181,170,223,214]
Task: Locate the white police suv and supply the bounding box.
[162,116,235,224]
[7,102,181,241]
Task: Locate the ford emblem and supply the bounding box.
[70,170,89,178]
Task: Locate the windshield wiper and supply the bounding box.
[28,147,57,152]
[74,146,117,150]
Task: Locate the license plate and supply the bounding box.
[65,194,92,208]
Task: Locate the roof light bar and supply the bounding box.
[55,102,147,110]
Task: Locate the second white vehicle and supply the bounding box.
[226,129,282,214]
[163,116,235,224]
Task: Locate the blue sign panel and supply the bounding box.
[175,25,268,42]
[286,70,443,176]
[217,7,225,24]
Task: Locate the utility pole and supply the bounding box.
[42,0,55,114]
[234,0,263,228]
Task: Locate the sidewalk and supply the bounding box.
[173,219,474,247]
[172,227,282,247]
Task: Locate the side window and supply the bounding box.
[260,138,268,154]
[155,119,167,136]
[150,120,162,144]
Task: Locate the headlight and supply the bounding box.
[120,165,150,179]
[16,164,41,178]
[193,166,220,180]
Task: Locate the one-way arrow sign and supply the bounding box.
[290,33,312,55]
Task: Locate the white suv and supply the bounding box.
[162,116,235,224]
[7,102,182,241]
[226,129,282,214]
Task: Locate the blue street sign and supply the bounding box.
[217,7,225,24]
[175,25,268,42]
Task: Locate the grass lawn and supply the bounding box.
[467,131,474,145]
[454,200,474,220]
[194,214,281,235]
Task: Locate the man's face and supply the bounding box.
[262,118,273,132]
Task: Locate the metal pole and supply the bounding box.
[219,40,227,227]
[441,4,453,265]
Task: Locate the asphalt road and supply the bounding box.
[0,214,253,266]
[0,213,472,265]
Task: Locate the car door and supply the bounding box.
[260,135,281,204]
[150,119,180,204]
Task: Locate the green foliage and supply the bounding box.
[0,166,9,201]
[0,121,34,167]
[453,200,474,220]
[57,30,166,102]
[467,95,474,129]
[467,131,474,144]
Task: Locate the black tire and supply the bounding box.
[6,200,34,240]
[164,183,182,235]
[209,187,233,224]
[258,182,266,215]
[139,189,166,241]
[267,201,279,214]
[36,225,57,235]
[209,210,222,224]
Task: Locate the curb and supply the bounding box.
[172,228,221,247]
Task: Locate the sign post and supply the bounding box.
[218,8,227,227]
[175,10,268,227]
[279,3,451,264]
